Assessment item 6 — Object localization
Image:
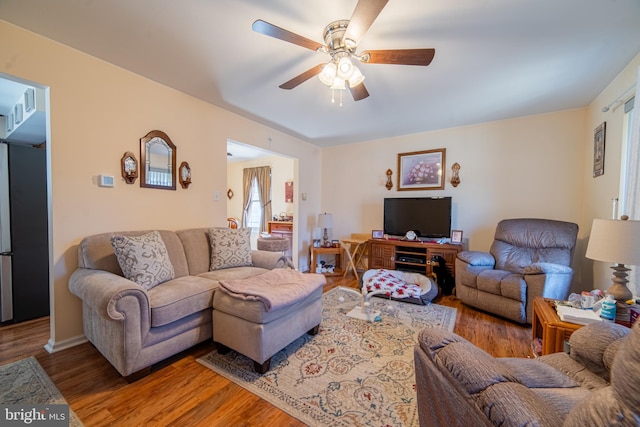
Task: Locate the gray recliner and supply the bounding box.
[455,218,579,323]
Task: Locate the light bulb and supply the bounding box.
[318,62,337,86]
[336,57,355,80]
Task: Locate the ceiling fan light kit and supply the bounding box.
[252,0,434,105]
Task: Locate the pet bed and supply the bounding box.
[361,269,438,305]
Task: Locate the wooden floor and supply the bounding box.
[0,275,532,426]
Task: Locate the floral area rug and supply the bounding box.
[198,286,457,427]
[0,356,83,426]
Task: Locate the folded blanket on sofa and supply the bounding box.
[218,269,325,311]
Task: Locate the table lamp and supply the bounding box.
[585,216,640,301]
[318,213,333,247]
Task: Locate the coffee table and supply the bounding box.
[531,297,584,355]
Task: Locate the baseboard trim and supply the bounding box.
[44,335,87,353]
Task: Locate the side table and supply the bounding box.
[340,238,368,281]
[310,246,343,276]
[531,297,583,356]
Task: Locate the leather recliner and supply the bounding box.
[455,218,579,323]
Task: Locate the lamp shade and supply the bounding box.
[348,67,365,87]
[319,62,337,86]
[318,213,333,229]
[336,57,355,80]
[586,218,640,266]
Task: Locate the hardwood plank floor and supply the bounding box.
[0,275,532,426]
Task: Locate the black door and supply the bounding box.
[9,143,49,322]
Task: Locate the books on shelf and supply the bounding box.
[555,305,603,326]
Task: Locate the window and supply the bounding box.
[619,96,636,216]
[246,177,262,229]
[242,166,272,233]
[619,94,638,296]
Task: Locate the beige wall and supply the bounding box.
[322,110,586,291]
[0,20,321,349]
[582,53,640,292]
[322,110,588,238]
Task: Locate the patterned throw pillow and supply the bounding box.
[111,231,175,290]
[208,227,253,270]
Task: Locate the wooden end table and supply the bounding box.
[532,297,584,355]
[310,246,343,276]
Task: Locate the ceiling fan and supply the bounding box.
[252,0,435,103]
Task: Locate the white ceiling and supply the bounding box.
[1,0,639,147]
[0,77,46,145]
[227,140,275,163]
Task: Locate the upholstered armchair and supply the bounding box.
[455,218,579,323]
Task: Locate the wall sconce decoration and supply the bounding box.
[227,189,234,199]
[450,162,461,187]
[385,169,393,190]
[121,151,138,184]
[179,161,192,189]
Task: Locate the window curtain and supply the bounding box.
[623,66,640,296]
[242,166,272,232]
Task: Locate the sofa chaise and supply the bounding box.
[68,227,294,380]
[415,320,639,426]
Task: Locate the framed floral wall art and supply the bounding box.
[397,148,446,191]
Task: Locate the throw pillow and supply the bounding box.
[111,231,175,290]
[208,227,252,270]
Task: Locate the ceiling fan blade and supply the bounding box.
[361,49,436,66]
[343,0,389,46]
[349,83,370,101]
[279,64,325,90]
[253,19,325,52]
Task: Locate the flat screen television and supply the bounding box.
[383,197,452,239]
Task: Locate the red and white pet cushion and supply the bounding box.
[363,269,423,299]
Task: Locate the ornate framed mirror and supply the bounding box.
[140,130,176,190]
[121,151,138,184]
[179,161,192,189]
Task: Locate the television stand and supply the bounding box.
[368,239,462,278]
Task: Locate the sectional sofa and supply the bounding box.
[69,227,292,380]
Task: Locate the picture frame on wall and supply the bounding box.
[285,180,293,203]
[451,230,463,244]
[398,148,446,191]
[593,122,606,177]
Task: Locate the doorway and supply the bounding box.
[226,140,298,266]
[0,73,51,325]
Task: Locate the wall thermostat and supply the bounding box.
[99,175,115,187]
